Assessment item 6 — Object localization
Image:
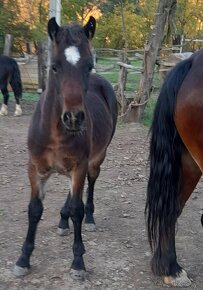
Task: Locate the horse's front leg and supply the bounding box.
[0,87,9,116]
[14,161,49,276]
[84,165,101,232]
[69,163,87,280]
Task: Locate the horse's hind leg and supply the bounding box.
[57,191,71,236]
[14,161,49,276]
[0,87,9,116]
[84,165,101,232]
[58,161,102,234]
[162,148,201,287]
[10,78,22,116]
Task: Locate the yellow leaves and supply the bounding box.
[78,6,102,24]
[176,0,203,38]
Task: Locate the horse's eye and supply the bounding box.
[52,64,57,73]
[88,63,93,72]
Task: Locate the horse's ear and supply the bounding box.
[83,16,96,40]
[48,17,60,41]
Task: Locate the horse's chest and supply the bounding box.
[34,143,80,176]
[48,144,78,174]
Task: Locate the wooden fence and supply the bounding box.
[17,56,38,91]
[14,47,195,94]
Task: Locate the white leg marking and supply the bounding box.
[14,104,22,116]
[0,104,8,116]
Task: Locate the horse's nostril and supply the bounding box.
[63,112,70,122]
[76,111,85,123]
[62,111,85,130]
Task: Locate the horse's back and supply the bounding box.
[87,73,117,133]
[85,73,117,160]
[0,55,17,68]
[0,55,17,84]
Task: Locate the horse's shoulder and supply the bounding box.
[89,73,110,86]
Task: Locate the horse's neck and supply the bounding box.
[38,83,61,132]
[44,78,61,113]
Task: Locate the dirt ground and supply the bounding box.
[0,101,202,290]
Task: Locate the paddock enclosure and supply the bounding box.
[0,102,202,290]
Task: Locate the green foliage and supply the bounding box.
[176,0,203,40]
[61,0,102,23]
[0,0,48,52]
[0,0,203,54]
[93,0,156,49]
[141,96,157,127]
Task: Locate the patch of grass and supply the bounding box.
[22,92,39,102]
[99,71,118,85]
[96,58,160,93]
[8,91,39,102]
[97,58,141,83]
[96,57,160,128]
[141,96,157,127]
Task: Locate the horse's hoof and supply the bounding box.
[69,268,86,280]
[84,223,96,232]
[13,264,29,277]
[0,104,8,116]
[14,105,22,116]
[163,269,192,287]
[57,227,70,236]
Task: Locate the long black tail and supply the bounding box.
[10,60,23,99]
[145,57,193,252]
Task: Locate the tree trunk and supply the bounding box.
[116,0,129,115]
[125,0,177,122]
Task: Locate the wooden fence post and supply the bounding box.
[3,34,13,56]
[116,51,128,114]
[37,41,47,93]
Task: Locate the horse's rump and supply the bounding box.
[146,49,203,286]
[0,55,22,96]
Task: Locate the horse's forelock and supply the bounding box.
[57,23,86,47]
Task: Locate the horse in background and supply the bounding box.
[146,49,203,287]
[14,16,117,280]
[0,55,23,116]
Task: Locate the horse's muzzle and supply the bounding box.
[61,110,85,132]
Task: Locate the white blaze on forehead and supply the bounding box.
[64,46,80,65]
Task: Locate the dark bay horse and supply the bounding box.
[14,17,117,279]
[0,55,22,116]
[146,49,203,287]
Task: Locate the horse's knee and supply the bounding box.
[85,202,94,214]
[69,199,84,222]
[28,198,43,224]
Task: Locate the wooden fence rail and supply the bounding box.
[14,47,195,93]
